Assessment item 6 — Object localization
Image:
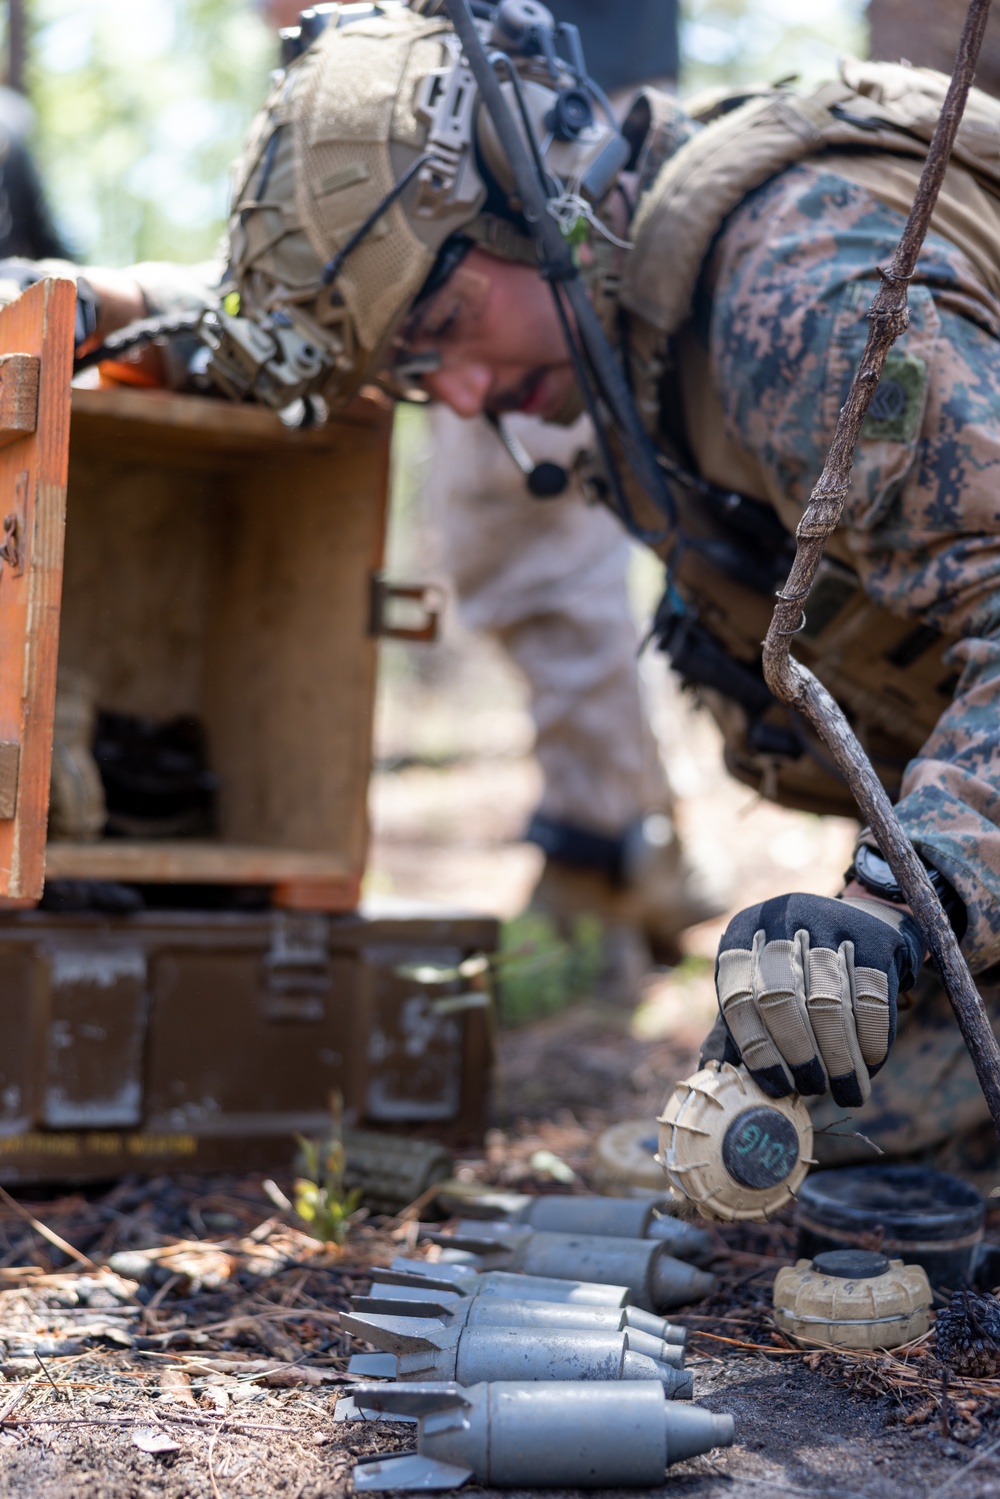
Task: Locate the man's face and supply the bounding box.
[398,246,576,421]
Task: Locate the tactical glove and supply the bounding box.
[0,259,98,348]
[702,893,923,1109]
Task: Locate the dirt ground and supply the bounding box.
[0,1169,997,1499]
[1,531,997,1496]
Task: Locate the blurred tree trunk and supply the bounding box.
[8,0,24,92]
[869,0,1000,96]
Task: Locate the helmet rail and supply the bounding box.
[441,0,676,543]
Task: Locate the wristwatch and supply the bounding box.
[848,844,967,939]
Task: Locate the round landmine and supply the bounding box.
[657,1061,814,1222]
[592,1118,669,1197]
[773,1250,931,1349]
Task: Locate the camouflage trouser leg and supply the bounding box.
[808,967,1000,1183]
[427,405,671,834]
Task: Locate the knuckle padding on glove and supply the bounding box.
[755,938,816,1066]
[716,945,788,1081]
[715,893,917,1106]
[755,933,829,1098]
[804,940,870,1105]
[852,965,891,1066]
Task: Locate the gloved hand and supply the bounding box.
[701,893,923,1108]
[0,258,98,348]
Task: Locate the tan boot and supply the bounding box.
[527,815,728,998]
[619,814,729,964]
[528,859,652,1004]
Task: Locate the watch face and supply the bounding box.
[855,846,900,898]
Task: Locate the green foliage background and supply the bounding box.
[9,0,867,269]
[26,0,273,266]
[680,0,867,98]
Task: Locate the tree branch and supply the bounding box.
[761,0,1000,1137]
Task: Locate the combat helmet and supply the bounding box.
[203,0,631,420]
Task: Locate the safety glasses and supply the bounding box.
[386,260,493,390]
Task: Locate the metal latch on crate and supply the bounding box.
[0,472,28,577]
[369,572,443,643]
[261,913,331,1022]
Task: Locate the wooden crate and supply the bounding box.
[8,377,393,910]
[0,279,76,898]
[0,284,496,1168]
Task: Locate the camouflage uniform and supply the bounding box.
[426,406,671,836]
[665,158,1000,1165]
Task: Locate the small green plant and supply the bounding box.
[293,1093,362,1245]
[390,917,605,1035]
[495,911,604,1028]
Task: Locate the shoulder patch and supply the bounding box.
[861,351,928,444]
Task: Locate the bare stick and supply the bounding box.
[0,1184,96,1270]
[0,1378,37,1424]
[33,1351,64,1401]
[207,1429,224,1499]
[761,0,1000,1134]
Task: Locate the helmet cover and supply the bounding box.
[217,4,626,414]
